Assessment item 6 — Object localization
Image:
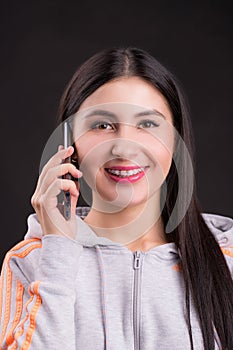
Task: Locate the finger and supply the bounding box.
[49,145,75,167]
[44,178,79,204]
[40,163,82,194]
[38,146,76,186]
[71,191,79,216]
[58,144,64,151]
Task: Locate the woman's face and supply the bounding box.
[73,76,174,210]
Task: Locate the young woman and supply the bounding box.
[1,47,233,350]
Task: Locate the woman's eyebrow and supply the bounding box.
[83,108,166,120]
[136,109,166,119]
[84,109,116,119]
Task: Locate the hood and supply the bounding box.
[24,206,122,248]
[24,207,233,249]
[201,212,233,247]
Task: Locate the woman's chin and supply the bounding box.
[92,192,150,214]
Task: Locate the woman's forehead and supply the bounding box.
[78,77,172,120]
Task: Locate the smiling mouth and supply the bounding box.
[105,167,145,177]
[104,166,149,181]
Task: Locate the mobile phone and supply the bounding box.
[62,121,72,220]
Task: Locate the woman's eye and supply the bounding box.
[91,121,114,130]
[138,120,160,128]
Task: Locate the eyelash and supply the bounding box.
[138,120,160,128]
[91,121,113,130]
[90,119,160,130]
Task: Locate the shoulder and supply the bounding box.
[4,238,42,263]
[1,238,42,287]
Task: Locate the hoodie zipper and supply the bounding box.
[133,250,142,350]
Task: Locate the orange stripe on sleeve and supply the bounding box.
[0,259,5,328]
[8,246,42,262]
[0,265,13,344]
[0,239,41,324]
[20,282,42,350]
[0,240,42,349]
[9,239,41,253]
[5,280,24,346]
[221,247,233,259]
[9,291,35,350]
[172,263,182,272]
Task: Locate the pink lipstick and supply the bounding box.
[104,166,148,183]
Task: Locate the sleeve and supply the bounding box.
[0,236,83,350]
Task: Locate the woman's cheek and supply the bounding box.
[75,138,95,164]
[74,140,104,189]
[151,143,173,178]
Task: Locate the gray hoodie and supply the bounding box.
[0,207,233,350]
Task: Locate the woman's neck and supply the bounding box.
[83,193,168,250]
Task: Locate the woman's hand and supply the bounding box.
[31,146,83,239]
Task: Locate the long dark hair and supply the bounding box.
[57,47,233,349]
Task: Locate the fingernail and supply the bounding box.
[75,169,82,176]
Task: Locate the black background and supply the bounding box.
[0,0,232,265]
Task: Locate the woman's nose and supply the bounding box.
[111,124,141,158]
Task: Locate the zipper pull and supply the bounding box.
[134,251,141,269]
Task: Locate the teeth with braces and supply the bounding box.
[106,168,144,177]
